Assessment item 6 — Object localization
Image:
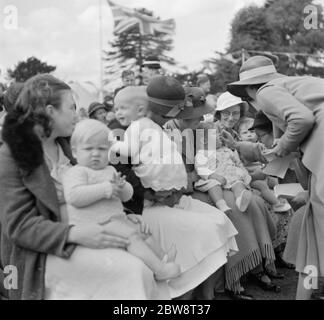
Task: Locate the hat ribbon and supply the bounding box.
[240,65,277,81]
[148,97,185,117]
[143,61,160,65]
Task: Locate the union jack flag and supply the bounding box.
[107,0,175,36]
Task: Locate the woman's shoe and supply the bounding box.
[225,289,255,300]
[275,255,295,269]
[249,272,281,292]
[236,190,252,212]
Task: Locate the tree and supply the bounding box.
[207,0,324,92]
[103,8,175,82]
[7,57,56,82]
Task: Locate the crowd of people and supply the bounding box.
[0,54,323,300]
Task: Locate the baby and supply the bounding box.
[110,86,188,204]
[195,122,252,213]
[238,118,291,212]
[63,119,180,281]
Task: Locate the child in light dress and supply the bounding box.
[63,119,180,281]
[195,122,252,213]
[110,86,188,205]
[237,119,291,212]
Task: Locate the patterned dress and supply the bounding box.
[194,147,252,192]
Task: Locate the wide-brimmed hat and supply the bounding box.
[142,55,161,69]
[88,102,108,117]
[216,91,249,114]
[173,87,214,120]
[227,55,285,98]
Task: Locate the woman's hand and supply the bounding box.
[127,214,151,235]
[220,130,237,150]
[68,224,130,249]
[292,191,309,206]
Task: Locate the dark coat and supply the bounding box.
[0,113,76,300]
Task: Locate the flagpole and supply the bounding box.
[99,0,104,101]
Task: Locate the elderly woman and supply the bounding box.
[165,87,280,300]
[228,55,324,300]
[0,74,170,300]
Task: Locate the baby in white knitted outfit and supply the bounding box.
[63,119,180,281]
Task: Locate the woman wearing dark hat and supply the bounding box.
[116,78,239,300]
[88,101,109,125]
[228,55,324,299]
[166,88,283,299]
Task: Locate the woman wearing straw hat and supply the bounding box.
[228,55,324,300]
[166,87,280,299]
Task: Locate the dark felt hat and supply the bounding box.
[142,55,161,69]
[146,76,186,117]
[174,87,214,120]
[88,101,108,117]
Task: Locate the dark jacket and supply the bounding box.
[0,113,76,300]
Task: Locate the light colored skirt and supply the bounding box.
[142,195,238,298]
[45,246,170,300]
[296,174,324,276]
[283,205,305,265]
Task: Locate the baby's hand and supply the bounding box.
[111,182,124,198]
[110,172,126,198]
[113,172,126,187]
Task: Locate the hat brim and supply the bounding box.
[227,73,286,98]
[175,103,215,120]
[142,63,161,69]
[88,105,109,116]
[216,100,249,113]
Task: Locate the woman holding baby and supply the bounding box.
[165,86,280,299]
[0,74,238,300]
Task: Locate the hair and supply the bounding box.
[14,74,71,137]
[237,117,254,131]
[197,74,210,86]
[121,70,135,79]
[114,86,148,109]
[71,119,111,149]
[3,82,24,112]
[2,74,71,172]
[248,83,266,91]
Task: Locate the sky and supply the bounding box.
[1,0,270,89]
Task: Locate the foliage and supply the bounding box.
[207,0,324,92]
[7,57,56,82]
[104,8,175,83]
